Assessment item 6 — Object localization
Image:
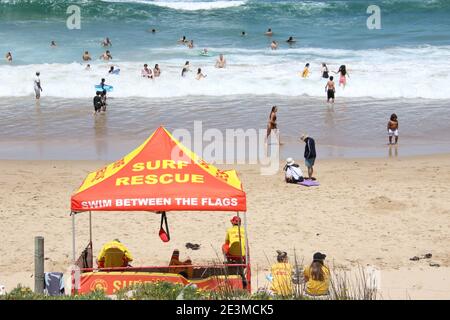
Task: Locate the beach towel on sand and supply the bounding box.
[299,180,320,187]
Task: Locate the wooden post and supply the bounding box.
[34,236,44,294]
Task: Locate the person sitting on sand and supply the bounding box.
[153,64,161,77]
[100,50,112,61]
[102,37,112,47]
[82,51,91,61]
[303,252,330,297]
[169,249,193,279]
[222,216,246,263]
[141,64,153,79]
[215,54,226,68]
[196,68,206,80]
[265,28,273,36]
[270,40,278,50]
[387,113,399,145]
[270,251,294,296]
[325,76,335,103]
[5,52,12,62]
[97,239,133,268]
[283,157,304,183]
[93,91,102,114]
[300,133,316,180]
[301,63,310,78]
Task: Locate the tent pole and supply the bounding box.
[89,211,93,267]
[72,212,76,264]
[243,211,250,290]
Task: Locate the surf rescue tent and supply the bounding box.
[70,126,249,293]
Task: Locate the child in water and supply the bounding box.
[387,113,399,145]
[301,63,310,78]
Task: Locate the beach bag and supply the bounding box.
[159,212,170,242]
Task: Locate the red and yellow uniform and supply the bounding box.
[97,240,133,268]
[270,262,293,296]
[224,225,246,257]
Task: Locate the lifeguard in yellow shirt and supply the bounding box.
[97,239,133,268]
[222,216,246,263]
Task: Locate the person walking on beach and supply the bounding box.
[325,76,335,103]
[335,65,349,88]
[387,113,399,145]
[215,54,226,68]
[266,106,280,143]
[82,51,91,61]
[300,133,316,180]
[321,63,329,79]
[34,72,43,100]
[5,52,12,62]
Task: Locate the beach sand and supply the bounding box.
[0,154,449,299]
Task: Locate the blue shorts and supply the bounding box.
[305,158,315,168]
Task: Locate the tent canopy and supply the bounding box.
[71,126,246,212]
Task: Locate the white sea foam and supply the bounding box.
[1,46,450,99]
[101,0,247,11]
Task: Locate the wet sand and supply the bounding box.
[0,155,449,299]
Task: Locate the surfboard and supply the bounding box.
[95,85,113,92]
[199,51,211,57]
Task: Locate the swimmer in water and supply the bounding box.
[85,64,91,71]
[108,66,115,74]
[215,54,226,68]
[100,50,112,61]
[286,36,296,43]
[141,64,153,79]
[301,63,310,78]
[196,68,207,80]
[335,65,349,88]
[102,37,112,47]
[241,31,246,36]
[265,28,273,36]
[321,63,329,79]
[153,64,161,77]
[178,36,188,44]
[201,48,209,55]
[50,41,57,47]
[325,76,335,104]
[82,51,91,61]
[5,52,12,62]
[270,40,278,50]
[181,61,190,77]
[188,40,194,49]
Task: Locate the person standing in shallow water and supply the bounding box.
[387,113,399,145]
[266,106,280,144]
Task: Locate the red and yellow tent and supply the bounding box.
[71,126,246,212]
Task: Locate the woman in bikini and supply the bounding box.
[335,65,349,88]
[266,106,280,143]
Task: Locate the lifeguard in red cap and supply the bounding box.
[222,216,246,263]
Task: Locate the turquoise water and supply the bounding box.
[1,0,450,99]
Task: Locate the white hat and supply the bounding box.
[286,157,295,166]
[300,133,308,141]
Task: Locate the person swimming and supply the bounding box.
[102,37,112,47]
[265,28,273,36]
[5,52,12,62]
[181,61,190,77]
[241,31,246,36]
[286,36,296,43]
[270,40,278,50]
[108,66,115,74]
[301,63,310,78]
[215,54,226,68]
[82,51,91,61]
[188,40,194,49]
[178,36,188,44]
[100,50,112,61]
[50,41,57,47]
[153,64,161,77]
[196,68,206,80]
[85,64,91,71]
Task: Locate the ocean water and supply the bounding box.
[1,0,450,161]
[1,0,450,99]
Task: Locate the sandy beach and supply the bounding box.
[0,154,449,299]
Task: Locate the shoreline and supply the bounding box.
[0,154,449,299]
